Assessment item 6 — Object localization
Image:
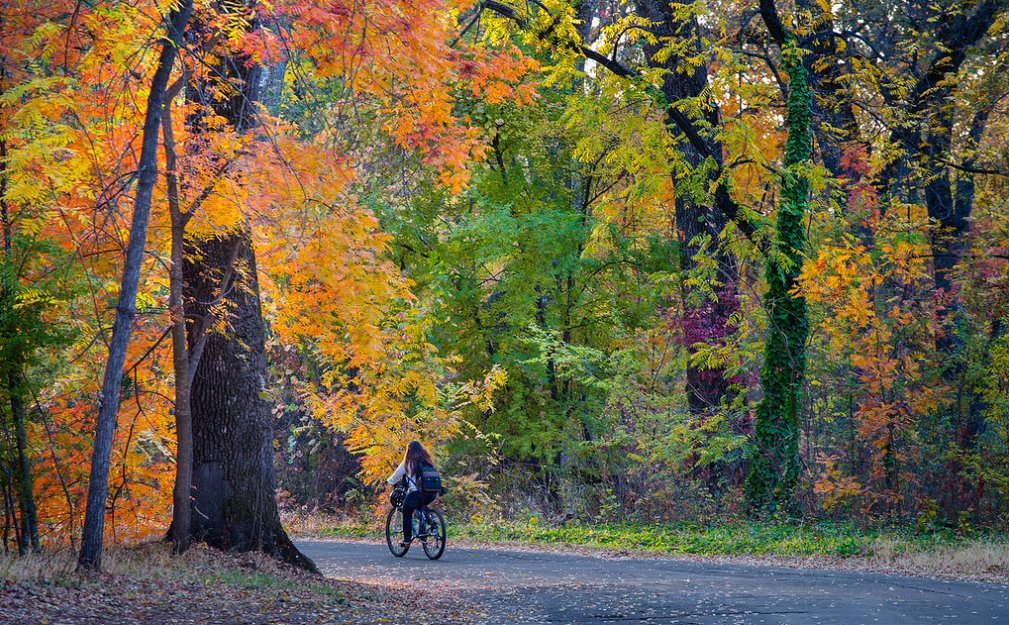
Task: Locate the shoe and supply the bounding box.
[399,539,412,547]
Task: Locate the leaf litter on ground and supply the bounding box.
[0,541,474,624]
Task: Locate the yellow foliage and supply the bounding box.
[813,455,863,512]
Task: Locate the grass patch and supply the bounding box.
[449,519,958,557]
[0,541,343,595]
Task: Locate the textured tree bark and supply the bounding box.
[78,0,193,571]
[183,234,317,572]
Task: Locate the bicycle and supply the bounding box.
[385,483,446,560]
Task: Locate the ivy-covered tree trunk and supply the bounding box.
[745,50,812,511]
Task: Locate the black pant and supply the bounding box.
[402,491,437,541]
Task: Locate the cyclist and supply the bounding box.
[386,440,442,547]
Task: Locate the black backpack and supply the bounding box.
[416,461,442,494]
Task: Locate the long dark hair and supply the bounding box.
[404,440,433,482]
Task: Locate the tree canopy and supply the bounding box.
[1,0,1008,563]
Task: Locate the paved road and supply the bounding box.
[297,540,1008,625]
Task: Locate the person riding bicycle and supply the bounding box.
[386,440,443,547]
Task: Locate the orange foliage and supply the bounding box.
[802,203,945,512]
[275,0,538,193]
[1,0,533,546]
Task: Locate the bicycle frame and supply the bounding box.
[386,482,446,560]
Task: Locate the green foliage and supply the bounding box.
[457,519,876,556]
[365,76,681,482]
[325,513,1006,561]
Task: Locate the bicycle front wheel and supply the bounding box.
[386,507,409,557]
[422,509,446,560]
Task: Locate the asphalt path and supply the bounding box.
[297,540,1008,625]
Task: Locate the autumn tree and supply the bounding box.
[77,0,194,571]
[165,0,530,563]
[146,0,311,568]
[3,0,1009,553]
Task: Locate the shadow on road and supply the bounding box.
[298,539,1008,625]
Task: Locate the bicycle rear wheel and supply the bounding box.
[422,509,446,560]
[386,508,409,557]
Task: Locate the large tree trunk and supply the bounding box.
[166,0,316,571]
[184,234,267,549]
[183,233,316,572]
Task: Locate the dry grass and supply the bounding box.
[866,539,1009,582]
[0,541,473,624]
[282,509,379,536]
[0,546,79,583]
[0,541,297,584]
